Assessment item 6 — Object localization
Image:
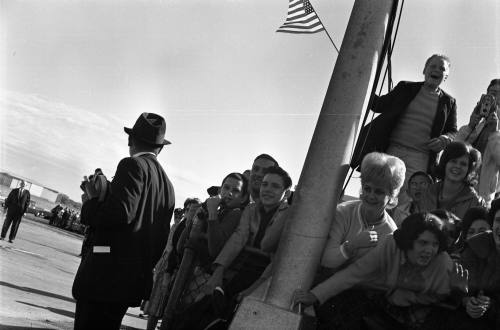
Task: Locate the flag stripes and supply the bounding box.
[277,0,325,34]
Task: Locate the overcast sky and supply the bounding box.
[1,0,499,208]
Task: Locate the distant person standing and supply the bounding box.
[72,113,175,330]
[1,180,30,243]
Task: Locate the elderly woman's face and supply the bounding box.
[445,154,469,183]
[467,219,491,239]
[406,230,439,267]
[361,182,391,213]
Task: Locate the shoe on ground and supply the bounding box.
[8,239,13,243]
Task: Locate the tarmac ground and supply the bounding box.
[0,212,148,329]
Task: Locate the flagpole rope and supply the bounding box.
[340,0,404,200]
[314,13,339,53]
[322,22,339,53]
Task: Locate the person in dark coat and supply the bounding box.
[1,180,30,243]
[352,54,457,204]
[72,112,175,330]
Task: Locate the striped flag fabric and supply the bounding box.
[276,0,325,34]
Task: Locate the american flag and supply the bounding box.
[276,0,325,34]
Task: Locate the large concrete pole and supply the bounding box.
[230,0,395,328]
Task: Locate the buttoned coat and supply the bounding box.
[5,187,30,220]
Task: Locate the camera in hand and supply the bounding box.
[479,94,496,117]
[80,175,92,192]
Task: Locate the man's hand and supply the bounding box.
[291,289,319,308]
[205,195,221,221]
[426,137,445,152]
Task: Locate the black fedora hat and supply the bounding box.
[124,112,171,146]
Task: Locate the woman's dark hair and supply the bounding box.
[254,154,279,167]
[429,209,462,243]
[183,197,201,210]
[462,206,490,237]
[435,141,481,185]
[264,166,293,190]
[488,198,500,223]
[221,172,249,206]
[408,171,434,185]
[394,212,449,252]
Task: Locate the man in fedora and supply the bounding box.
[1,180,30,243]
[72,112,175,329]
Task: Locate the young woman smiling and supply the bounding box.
[420,141,485,219]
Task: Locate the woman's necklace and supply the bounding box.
[361,206,385,228]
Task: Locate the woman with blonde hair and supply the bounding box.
[320,152,405,273]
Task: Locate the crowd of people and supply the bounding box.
[49,204,80,230]
[70,56,500,330]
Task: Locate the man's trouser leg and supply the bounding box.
[74,299,128,330]
[9,216,22,241]
[1,216,13,238]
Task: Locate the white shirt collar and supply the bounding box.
[132,151,156,158]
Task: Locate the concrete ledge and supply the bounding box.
[230,298,316,330]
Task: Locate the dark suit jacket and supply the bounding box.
[72,153,175,305]
[5,188,30,220]
[351,81,457,173]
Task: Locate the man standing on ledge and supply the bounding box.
[353,54,457,204]
[1,180,30,243]
[72,113,175,329]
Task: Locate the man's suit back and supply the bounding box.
[73,154,175,305]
